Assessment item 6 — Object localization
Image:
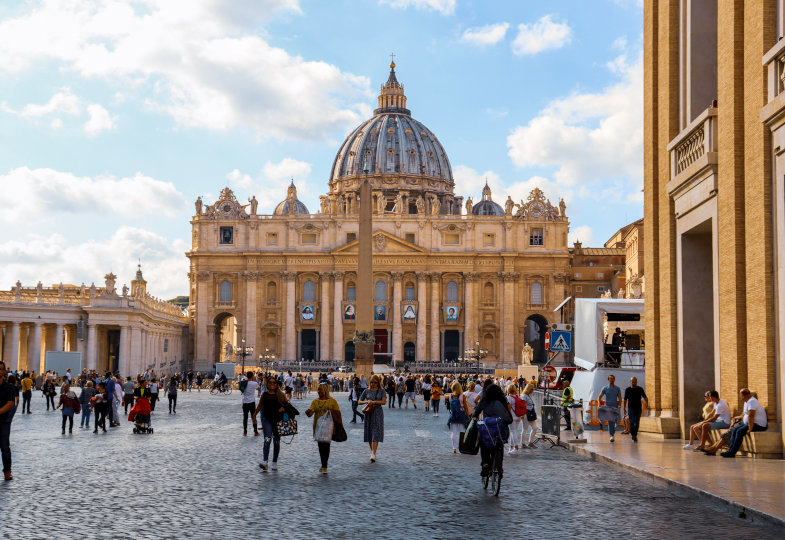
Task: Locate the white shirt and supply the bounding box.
[743,397,767,427]
[242,380,259,404]
[713,399,731,425]
[284,375,293,387]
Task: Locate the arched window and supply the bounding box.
[530,282,543,304]
[267,281,277,304]
[375,280,387,302]
[219,280,232,302]
[405,281,415,301]
[483,282,494,304]
[446,280,458,302]
[303,280,316,302]
[346,282,356,301]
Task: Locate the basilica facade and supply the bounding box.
[188,63,571,371]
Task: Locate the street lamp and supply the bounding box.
[463,340,488,377]
[258,348,276,375]
[234,338,254,373]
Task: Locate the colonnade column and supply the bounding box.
[118,325,129,376]
[391,272,403,366]
[130,326,142,376]
[283,272,296,362]
[416,272,427,363]
[86,323,98,371]
[7,322,19,371]
[31,322,43,373]
[430,274,441,362]
[463,273,475,354]
[332,272,344,362]
[54,323,64,352]
[320,272,332,361]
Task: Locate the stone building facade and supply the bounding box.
[644,0,783,454]
[187,63,572,371]
[0,268,188,376]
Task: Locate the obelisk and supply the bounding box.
[353,179,375,378]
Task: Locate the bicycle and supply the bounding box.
[482,442,504,496]
[209,383,233,396]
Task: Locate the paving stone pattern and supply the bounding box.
[0,389,779,539]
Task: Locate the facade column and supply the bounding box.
[464,273,476,354]
[391,272,403,366]
[332,272,344,362]
[320,272,332,361]
[416,272,427,363]
[206,325,216,368]
[244,272,258,350]
[55,323,64,352]
[31,322,43,373]
[194,272,211,370]
[86,323,98,371]
[501,273,516,363]
[118,325,129,376]
[430,274,441,362]
[8,322,19,371]
[284,272,296,362]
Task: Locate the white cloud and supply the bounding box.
[0,227,188,299]
[83,103,116,136]
[568,225,594,245]
[50,118,63,129]
[0,167,186,221]
[0,0,371,141]
[226,157,313,213]
[453,165,571,213]
[507,51,642,197]
[461,23,509,46]
[511,15,572,56]
[380,0,455,15]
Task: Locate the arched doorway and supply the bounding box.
[214,312,238,365]
[524,314,548,364]
[344,341,355,363]
[403,341,415,365]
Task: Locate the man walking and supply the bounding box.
[623,377,648,442]
[122,377,136,414]
[21,372,33,414]
[0,361,16,481]
[241,372,260,436]
[598,374,622,442]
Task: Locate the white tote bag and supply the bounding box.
[314,410,334,442]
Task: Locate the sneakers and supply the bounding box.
[271,462,278,471]
[434,413,439,417]
[610,436,615,442]
[508,448,517,455]
[683,443,694,450]
[631,435,637,442]
[259,462,268,472]
[319,467,328,474]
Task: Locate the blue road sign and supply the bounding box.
[549,330,571,352]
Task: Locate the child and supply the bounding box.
[90,383,108,433]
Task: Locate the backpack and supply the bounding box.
[513,395,527,417]
[239,379,248,393]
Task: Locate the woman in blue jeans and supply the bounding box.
[255,376,286,471]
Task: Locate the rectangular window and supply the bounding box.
[219,226,234,245]
[444,233,460,245]
[597,272,604,278]
[405,233,416,244]
[597,286,606,292]
[574,272,582,278]
[266,232,278,245]
[346,232,357,243]
[301,233,317,244]
[483,233,495,246]
[164,338,169,352]
[347,286,356,301]
[405,285,415,301]
[529,228,543,246]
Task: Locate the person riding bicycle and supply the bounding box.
[473,383,513,478]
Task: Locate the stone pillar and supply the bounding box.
[206,324,216,367]
[1,325,10,365]
[416,272,427,363]
[55,323,64,352]
[244,272,258,349]
[392,272,403,366]
[118,325,129,376]
[284,272,296,361]
[320,272,332,361]
[501,273,516,362]
[430,274,441,362]
[130,326,142,376]
[194,271,211,370]
[86,323,98,371]
[31,322,42,373]
[7,322,19,371]
[464,273,476,353]
[333,272,344,361]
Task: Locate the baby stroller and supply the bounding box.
[128,396,153,434]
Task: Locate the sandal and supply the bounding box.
[3,471,12,481]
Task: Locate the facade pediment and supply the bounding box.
[331,230,428,254]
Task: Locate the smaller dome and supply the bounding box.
[273,181,310,215]
[472,181,504,216]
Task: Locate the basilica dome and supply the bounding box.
[328,63,453,195]
[273,181,310,215]
[472,182,504,216]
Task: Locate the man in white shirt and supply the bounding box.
[688,390,731,451]
[721,388,768,458]
[241,371,260,436]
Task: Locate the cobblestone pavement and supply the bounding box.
[0,389,780,539]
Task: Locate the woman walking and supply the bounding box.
[43,379,56,411]
[305,382,343,474]
[255,376,286,471]
[447,381,470,453]
[348,377,364,423]
[430,379,443,417]
[78,381,95,429]
[166,377,178,414]
[358,375,386,462]
[506,384,524,454]
[521,383,538,448]
[56,384,80,434]
[421,375,432,412]
[385,376,396,408]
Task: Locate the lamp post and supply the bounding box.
[258,348,276,375]
[463,340,488,377]
[234,339,254,374]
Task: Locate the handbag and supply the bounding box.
[332,421,347,442]
[459,418,480,455]
[314,411,334,442]
[361,403,375,414]
[276,413,298,437]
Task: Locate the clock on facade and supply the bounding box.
[530,202,544,217]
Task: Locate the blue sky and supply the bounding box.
[0,0,643,298]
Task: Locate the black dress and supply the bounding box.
[360,388,385,442]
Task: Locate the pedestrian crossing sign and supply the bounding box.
[548,330,571,352]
